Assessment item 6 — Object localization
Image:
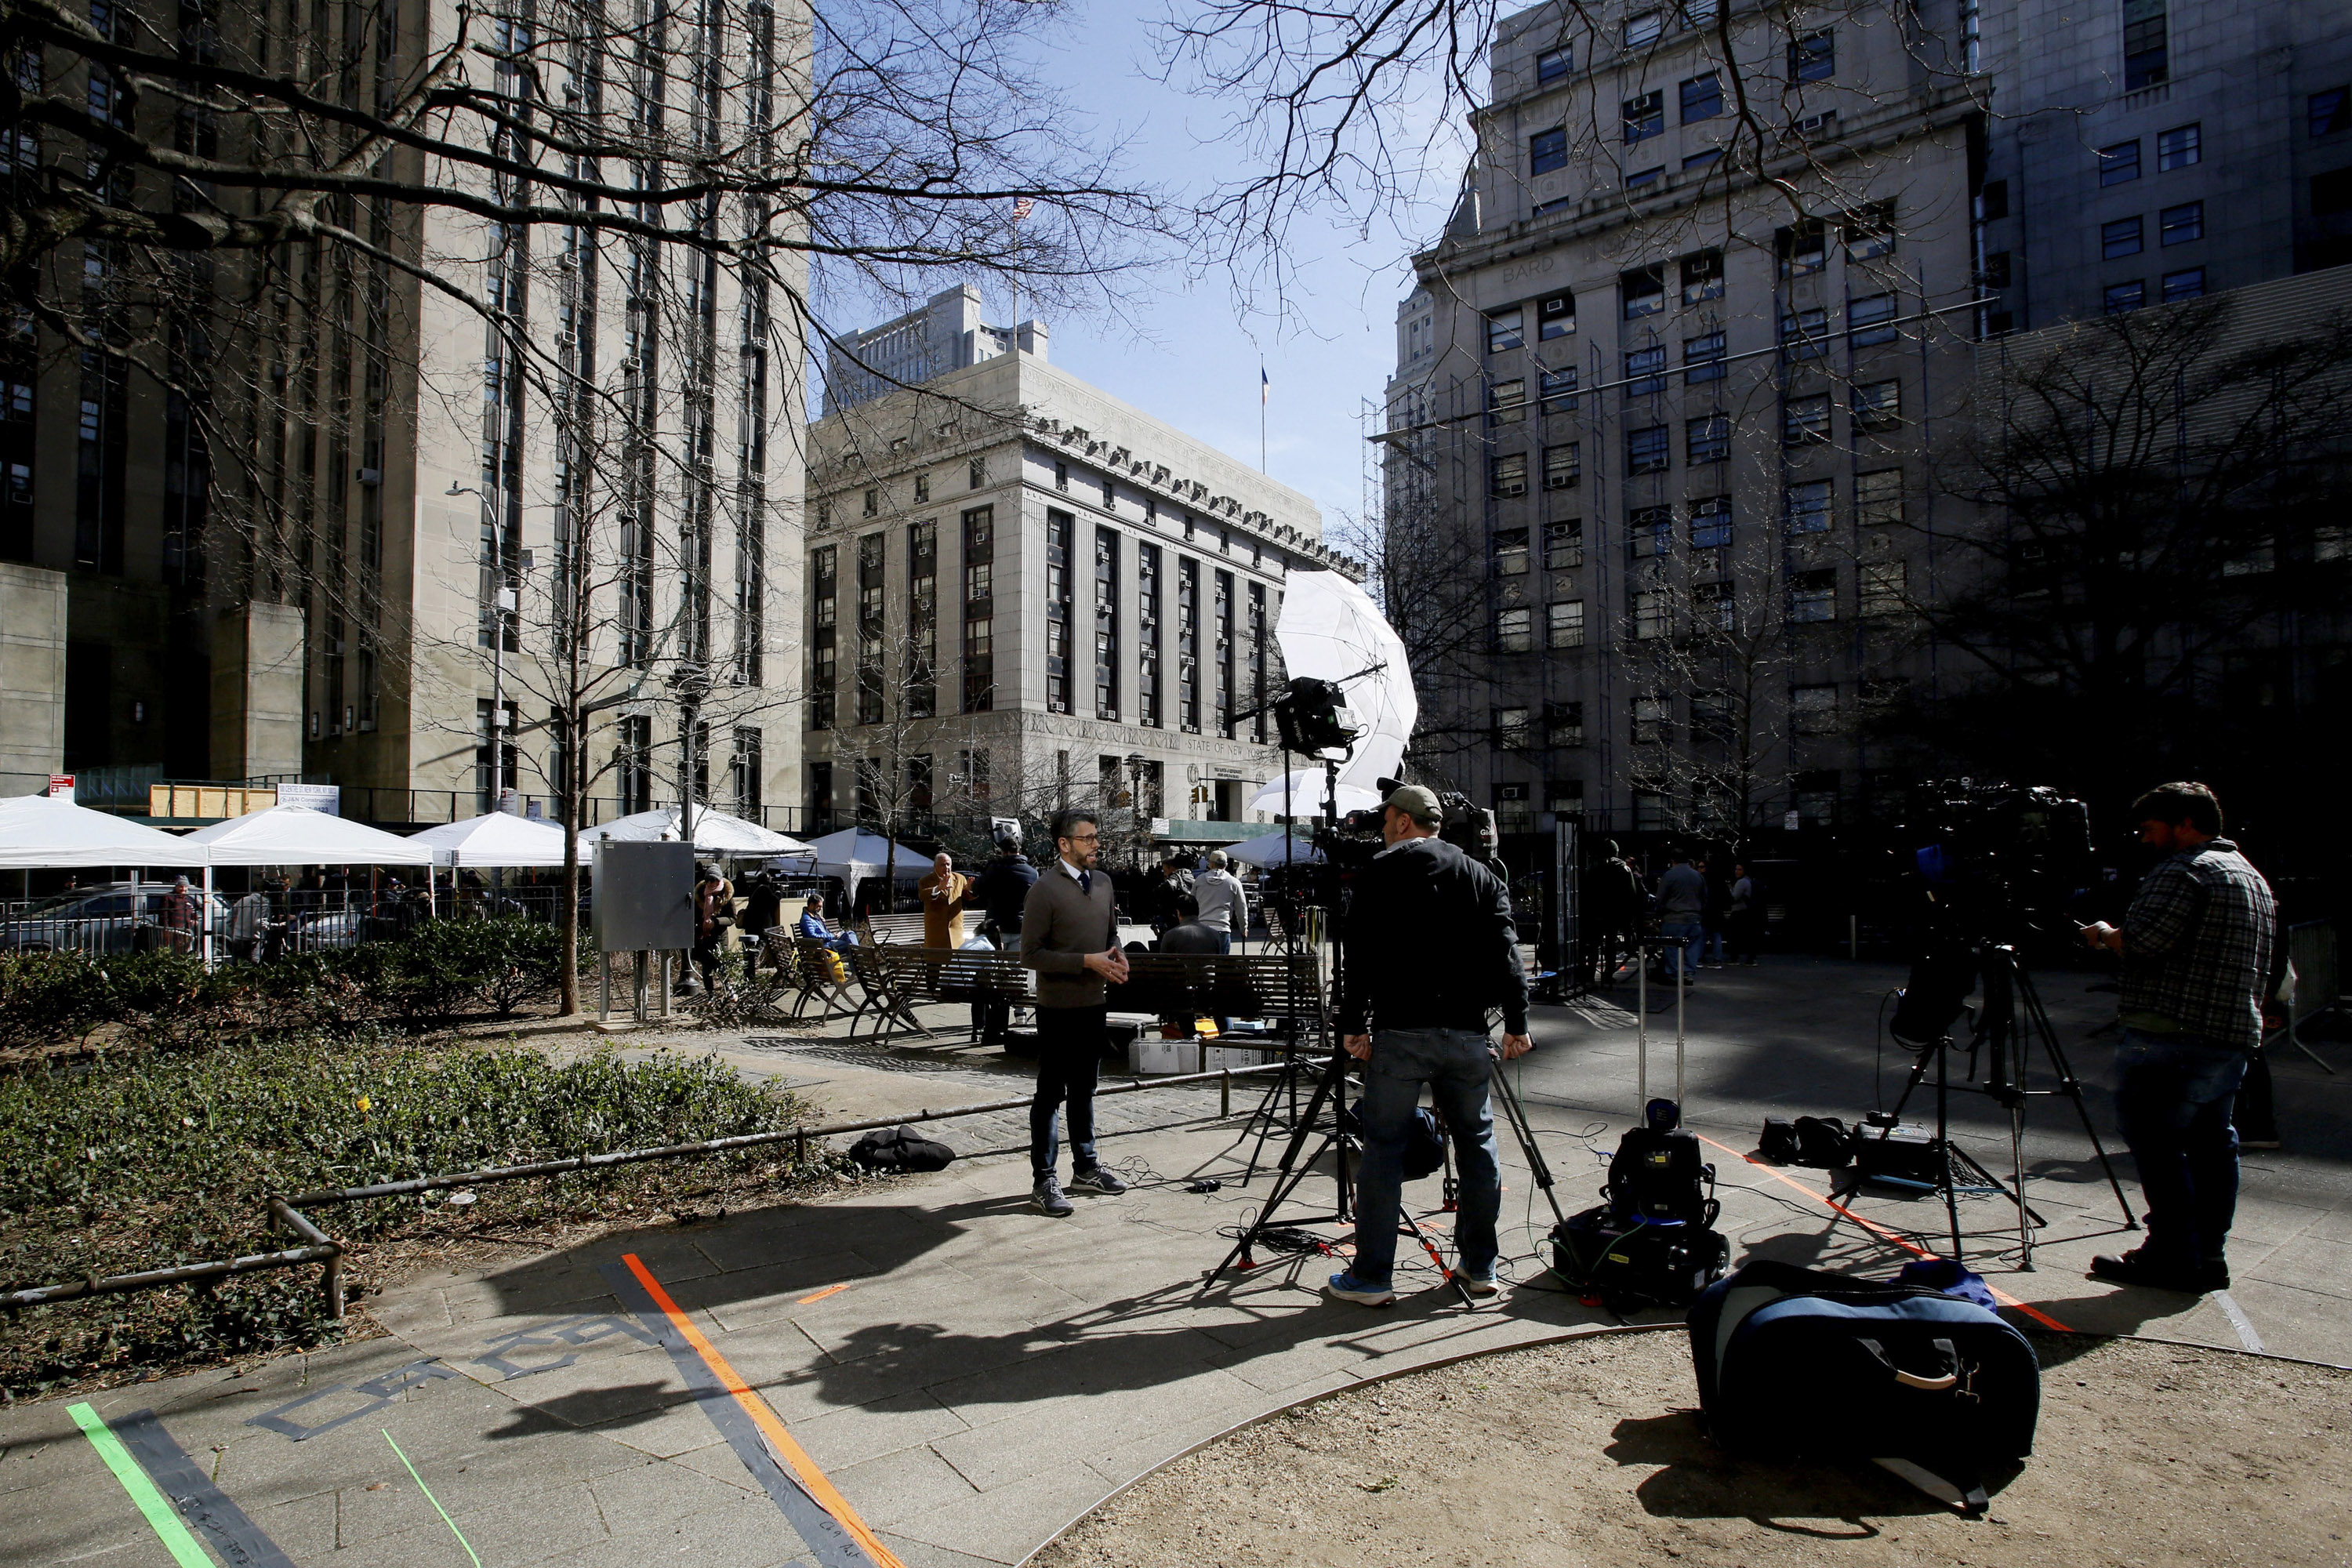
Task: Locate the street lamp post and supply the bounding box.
[1125,751,1148,869]
[668,661,714,844]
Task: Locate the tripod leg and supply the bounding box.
[1210,1052,1348,1280]
[2016,965,2139,1230]
[2011,1102,2034,1269]
[1399,1207,1475,1305]
[1939,1033,1963,1264]
[1490,1053,1570,1230]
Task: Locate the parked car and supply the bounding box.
[0,884,230,955]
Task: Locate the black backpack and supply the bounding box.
[1342,1105,1447,1181]
[848,1126,956,1174]
[1605,1102,1719,1227]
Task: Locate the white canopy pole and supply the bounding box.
[201,864,215,971]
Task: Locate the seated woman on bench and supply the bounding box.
[798,894,859,952]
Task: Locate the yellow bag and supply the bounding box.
[822,949,848,985]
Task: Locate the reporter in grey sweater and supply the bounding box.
[1018,808,1132,1216]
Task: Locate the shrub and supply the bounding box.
[0,952,115,1053]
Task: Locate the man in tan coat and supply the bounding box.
[918,853,973,949]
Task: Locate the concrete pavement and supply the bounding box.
[5,953,2347,1568]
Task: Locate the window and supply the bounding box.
[1681,249,1724,303]
[1980,178,2009,220]
[1490,452,1530,497]
[1627,166,1662,191]
[1054,459,1069,489]
[1682,148,1722,172]
[1777,219,1827,278]
[862,487,879,517]
[1546,701,1585,744]
[1540,367,1579,411]
[1680,71,1722,122]
[1488,377,1528,423]
[1780,307,1828,361]
[2101,216,2143,259]
[1632,695,1671,744]
[1621,265,1665,318]
[1843,201,1896,260]
[1627,425,1670,474]
[1631,589,1669,640]
[1094,528,1120,720]
[1495,606,1534,652]
[1530,127,1568,175]
[2098,139,2140,185]
[1137,542,1162,728]
[1542,443,1581,490]
[1629,504,1675,559]
[1683,331,1726,382]
[2161,267,2206,301]
[1493,526,1531,575]
[1784,395,1831,445]
[1624,345,1666,397]
[1045,511,1073,713]
[1624,9,1662,46]
[1682,0,1718,23]
[1494,706,1533,748]
[2160,201,2202,245]
[1848,292,1898,346]
[1537,292,1576,339]
[1689,495,1732,548]
[1789,29,1834,82]
[2103,279,2146,313]
[1786,479,1833,532]
[913,473,929,503]
[2315,88,2352,138]
[1980,252,2012,288]
[969,456,986,488]
[1856,468,1904,526]
[1788,568,1837,622]
[1545,518,1584,568]
[2318,170,2352,215]
[2158,122,2201,169]
[1537,45,1572,82]
[1686,415,1730,464]
[1689,688,1732,738]
[1487,307,1525,352]
[1624,89,1664,143]
[2220,537,2275,577]
[1692,580,1735,630]
[2122,0,2165,89]
[1548,601,1587,649]
[1853,379,1903,432]
[1102,473,1116,506]
[1859,559,1907,616]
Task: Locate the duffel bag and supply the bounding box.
[1689,1260,2039,1507]
[848,1126,957,1173]
[1552,1205,1731,1311]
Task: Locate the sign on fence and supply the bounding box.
[277,783,342,815]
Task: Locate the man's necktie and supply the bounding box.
[1080,871,1092,895]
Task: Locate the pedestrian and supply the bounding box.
[971,826,1039,1046]
[917,852,974,949]
[1326,784,1532,1305]
[1726,862,1761,965]
[227,882,269,962]
[2079,781,2274,1292]
[1018,808,1131,1216]
[1700,857,1730,968]
[1654,850,1706,982]
[160,875,201,954]
[688,862,735,993]
[1150,855,1196,935]
[1193,849,1248,954]
[1584,840,1644,985]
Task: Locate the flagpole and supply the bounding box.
[1259,364,1267,473]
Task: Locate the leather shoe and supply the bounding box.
[2089,1249,2207,1292]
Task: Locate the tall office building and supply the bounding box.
[0,0,806,829]
[1386,0,1980,840]
[804,287,1349,842]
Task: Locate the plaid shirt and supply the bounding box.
[2118,838,2275,1052]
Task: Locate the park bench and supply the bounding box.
[844,943,1030,1042]
[1104,951,1326,1035]
[856,913,929,946]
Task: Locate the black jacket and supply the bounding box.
[975,854,1040,930]
[1337,835,1529,1036]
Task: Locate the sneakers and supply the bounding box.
[1325,1271,1396,1306]
[1450,1269,1501,1298]
[1031,1177,1073,1218]
[1069,1165,1129,1196]
[2089,1247,2209,1292]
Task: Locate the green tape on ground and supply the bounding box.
[67,1403,217,1568]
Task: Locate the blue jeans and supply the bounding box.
[1660,920,1704,978]
[1350,1028,1501,1287]
[2114,1026,2248,1269]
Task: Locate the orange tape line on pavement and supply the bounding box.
[622,1254,905,1568]
[1693,1134,2074,1333]
[796,1284,851,1305]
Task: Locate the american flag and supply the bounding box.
[1011,198,1034,220]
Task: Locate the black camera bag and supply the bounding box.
[1854,1121,1946,1185]
[1758,1116,1800,1163]
[848,1126,957,1174]
[1552,1206,1730,1310]
[1792,1115,1854,1167]
[1688,1260,2039,1507]
[1605,1125,1719,1226]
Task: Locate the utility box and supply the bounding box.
[593,840,695,953]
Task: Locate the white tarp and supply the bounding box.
[408,811,572,869]
[182,804,434,866]
[0,791,206,869]
[576,807,809,858]
[1221,831,1325,868]
[1249,568,1418,817]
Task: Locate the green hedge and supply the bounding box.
[0,1033,829,1396]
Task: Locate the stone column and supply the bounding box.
[0,563,67,797]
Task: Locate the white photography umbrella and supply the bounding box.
[1249,569,1419,817]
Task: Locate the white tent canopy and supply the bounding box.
[1249,569,1418,817]
[800,827,931,887]
[577,807,809,858]
[1221,831,1324,868]
[0,791,206,869]
[182,804,434,866]
[408,811,571,869]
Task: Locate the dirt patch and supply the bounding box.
[1038,1330,2351,1568]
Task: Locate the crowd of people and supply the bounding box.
[1582,841,1762,986]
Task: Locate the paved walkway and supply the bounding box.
[5,955,2347,1568]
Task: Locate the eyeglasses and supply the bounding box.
[1065,833,1101,844]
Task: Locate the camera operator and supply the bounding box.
[1018,809,1131,1217]
[1327,785,1531,1306]
[2080,782,2274,1292]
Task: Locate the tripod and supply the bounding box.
[1872,942,2136,1266]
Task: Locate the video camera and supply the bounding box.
[1315,778,1503,877]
